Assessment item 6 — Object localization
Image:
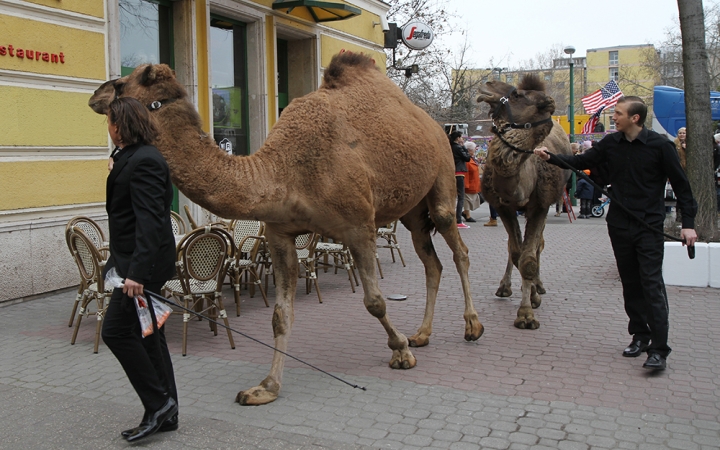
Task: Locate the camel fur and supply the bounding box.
[89,51,484,405]
[477,75,571,329]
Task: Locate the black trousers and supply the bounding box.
[608,224,671,357]
[455,175,465,223]
[102,281,178,413]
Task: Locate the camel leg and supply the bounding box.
[514,208,548,330]
[533,235,546,301]
[495,207,522,298]
[346,226,416,370]
[236,228,298,405]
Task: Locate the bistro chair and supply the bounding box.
[296,233,321,303]
[67,226,112,353]
[184,205,199,229]
[163,226,235,356]
[227,220,269,315]
[375,220,405,279]
[170,211,187,236]
[65,216,108,328]
[314,237,358,293]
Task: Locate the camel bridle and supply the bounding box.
[108,79,180,112]
[490,87,553,154]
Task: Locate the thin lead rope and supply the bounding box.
[544,151,695,259]
[144,289,367,391]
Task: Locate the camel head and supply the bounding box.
[476,74,555,132]
[88,64,188,115]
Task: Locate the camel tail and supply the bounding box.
[322,51,378,89]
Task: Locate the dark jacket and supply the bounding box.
[575,178,594,200]
[104,143,176,285]
[548,128,697,229]
[452,142,471,173]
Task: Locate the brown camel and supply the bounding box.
[88,52,484,405]
[476,75,571,329]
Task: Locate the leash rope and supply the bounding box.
[143,289,367,391]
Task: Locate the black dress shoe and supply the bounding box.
[465,217,477,223]
[125,397,178,443]
[643,353,667,370]
[622,340,649,357]
[121,414,178,438]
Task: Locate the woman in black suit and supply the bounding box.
[101,97,178,442]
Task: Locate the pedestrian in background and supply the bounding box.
[462,141,482,223]
[575,170,594,218]
[450,131,471,229]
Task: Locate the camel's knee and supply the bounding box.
[260,376,281,395]
[519,254,539,279]
[364,294,386,318]
[271,304,289,338]
[432,213,455,234]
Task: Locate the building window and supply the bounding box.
[119,0,173,75]
[505,75,513,85]
[609,118,616,130]
[544,73,552,82]
[609,51,619,66]
[609,68,619,82]
[210,16,250,156]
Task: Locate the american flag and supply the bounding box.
[581,106,605,134]
[581,80,623,114]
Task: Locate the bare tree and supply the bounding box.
[678,0,716,240]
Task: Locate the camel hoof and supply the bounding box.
[514,307,539,330]
[535,283,546,295]
[389,349,417,369]
[531,296,542,309]
[495,284,512,297]
[408,333,430,347]
[235,386,278,405]
[464,318,484,341]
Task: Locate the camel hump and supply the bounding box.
[322,51,378,89]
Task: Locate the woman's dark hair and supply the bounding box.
[107,97,158,146]
[448,131,462,143]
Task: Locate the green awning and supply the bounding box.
[272,0,361,23]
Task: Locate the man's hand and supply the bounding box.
[123,278,144,297]
[534,147,550,161]
[108,156,114,172]
[680,228,697,247]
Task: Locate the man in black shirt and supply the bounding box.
[535,96,697,371]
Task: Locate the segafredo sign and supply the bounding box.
[401,21,434,50]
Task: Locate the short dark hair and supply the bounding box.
[616,96,647,126]
[448,131,463,143]
[107,97,158,146]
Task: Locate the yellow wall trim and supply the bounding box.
[266,15,277,128]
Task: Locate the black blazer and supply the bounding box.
[104,143,176,285]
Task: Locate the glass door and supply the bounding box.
[210,16,249,156]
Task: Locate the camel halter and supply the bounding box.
[147,98,179,111]
[490,87,553,154]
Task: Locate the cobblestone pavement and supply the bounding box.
[2,204,719,449]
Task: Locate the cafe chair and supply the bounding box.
[314,237,358,293]
[375,220,405,279]
[227,220,269,315]
[65,216,108,328]
[164,226,235,356]
[67,226,112,353]
[183,204,199,229]
[170,211,187,236]
[296,233,321,303]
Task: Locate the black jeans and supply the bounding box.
[455,175,465,223]
[608,224,671,358]
[102,281,178,413]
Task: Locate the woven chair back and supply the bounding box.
[232,220,264,254]
[67,216,106,250]
[179,227,233,282]
[295,233,316,259]
[68,228,104,288]
[170,211,186,235]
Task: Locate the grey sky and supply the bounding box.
[437,0,708,68]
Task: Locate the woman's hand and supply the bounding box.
[123,278,144,297]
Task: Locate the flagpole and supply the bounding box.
[564,46,576,207]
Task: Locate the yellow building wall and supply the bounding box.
[0,87,108,147]
[320,35,386,69]
[0,160,107,210]
[0,15,105,79]
[22,0,104,18]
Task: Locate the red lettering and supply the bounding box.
[8,45,14,57]
[16,49,24,59]
[51,53,58,63]
[0,46,5,56]
[0,45,67,63]
[42,52,49,62]
[26,50,33,59]
[406,27,417,40]
[34,50,41,61]
[59,52,64,63]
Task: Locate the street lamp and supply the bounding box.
[564,46,576,143]
[485,67,507,80]
[564,46,576,207]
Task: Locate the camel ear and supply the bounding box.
[140,65,156,86]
